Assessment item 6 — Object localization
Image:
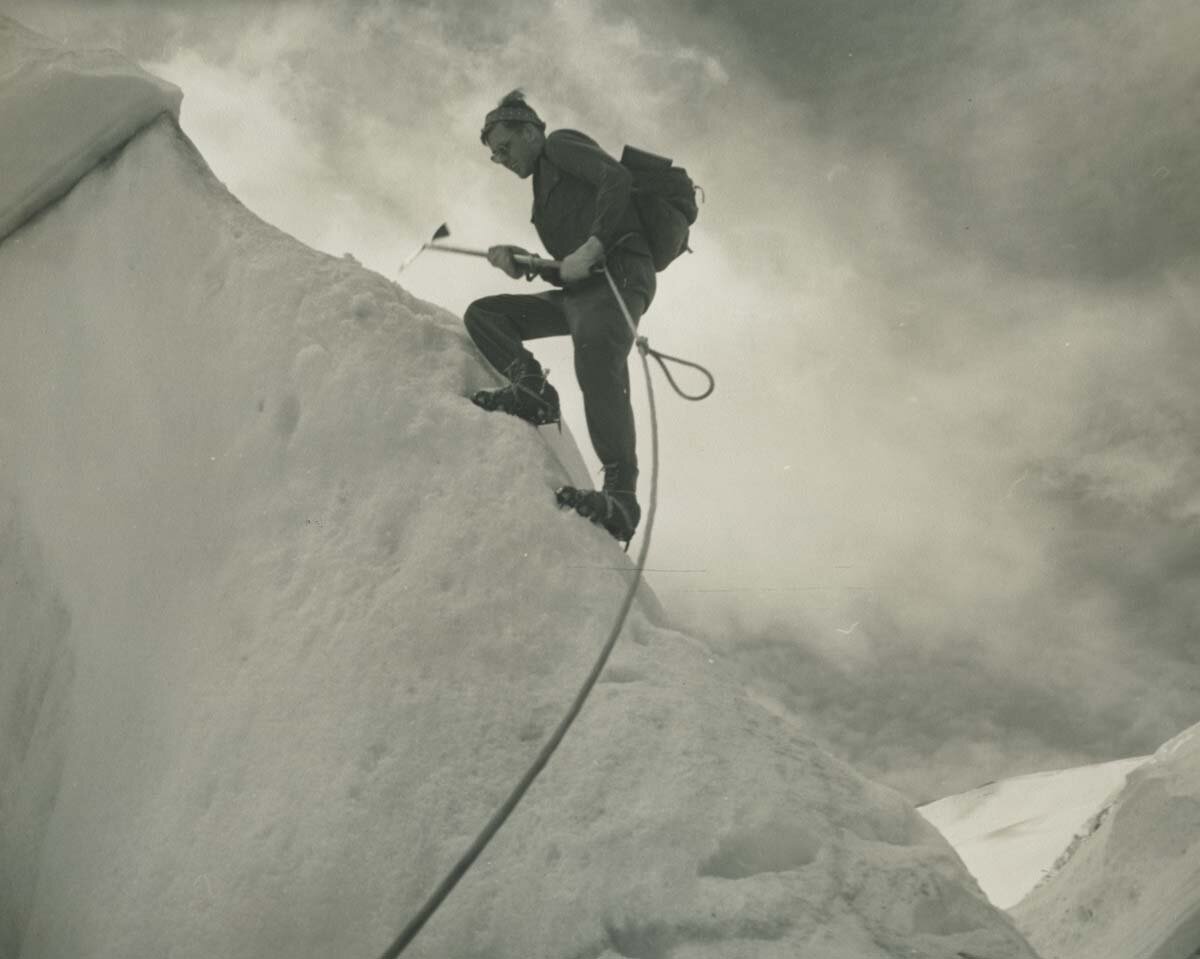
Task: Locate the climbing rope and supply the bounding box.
[373,267,671,959]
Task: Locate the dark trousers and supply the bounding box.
[464,267,651,491]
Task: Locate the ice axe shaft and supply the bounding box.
[425,243,561,271]
[422,243,489,259]
[397,220,562,275]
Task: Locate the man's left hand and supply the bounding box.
[559,236,605,284]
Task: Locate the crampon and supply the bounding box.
[555,486,641,546]
[470,361,560,428]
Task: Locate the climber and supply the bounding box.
[462,89,655,544]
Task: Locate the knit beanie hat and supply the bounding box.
[480,90,546,144]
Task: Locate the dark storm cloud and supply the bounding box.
[719,626,1152,804]
[618,0,1200,279]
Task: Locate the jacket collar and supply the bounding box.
[531,148,562,220]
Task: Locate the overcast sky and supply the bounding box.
[5,0,1198,800]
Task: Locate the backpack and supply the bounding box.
[620,145,700,271]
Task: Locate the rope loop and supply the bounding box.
[599,263,715,404]
[637,337,715,402]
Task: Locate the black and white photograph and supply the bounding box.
[1,2,1197,957]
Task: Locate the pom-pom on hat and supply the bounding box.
[480,89,546,144]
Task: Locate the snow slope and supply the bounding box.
[1012,722,1200,959]
[919,756,1150,909]
[0,17,1038,959]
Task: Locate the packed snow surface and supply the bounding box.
[919,756,1150,909]
[1012,721,1200,959]
[0,16,180,243]
[0,17,1039,959]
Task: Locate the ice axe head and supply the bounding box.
[397,222,451,275]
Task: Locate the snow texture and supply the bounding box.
[1012,721,1200,959]
[0,17,1038,959]
[919,756,1150,909]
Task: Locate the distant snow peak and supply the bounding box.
[922,723,1200,959]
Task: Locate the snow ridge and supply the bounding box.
[0,14,181,243]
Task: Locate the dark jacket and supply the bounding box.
[531,129,655,300]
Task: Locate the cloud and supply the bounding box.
[623,0,1200,279]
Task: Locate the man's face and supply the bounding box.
[486,125,539,179]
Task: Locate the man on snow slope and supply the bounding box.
[464,90,655,544]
